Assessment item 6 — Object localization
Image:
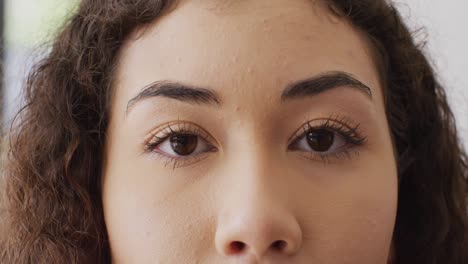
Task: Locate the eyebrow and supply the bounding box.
[281,71,372,101]
[125,71,372,115]
[126,81,221,115]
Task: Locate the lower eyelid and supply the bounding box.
[294,148,360,164]
[150,145,217,168]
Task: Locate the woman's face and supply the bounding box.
[102,0,398,263]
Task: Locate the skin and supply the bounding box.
[102,0,398,263]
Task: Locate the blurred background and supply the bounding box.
[1,0,78,128]
[1,0,467,148]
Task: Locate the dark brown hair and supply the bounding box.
[1,0,467,263]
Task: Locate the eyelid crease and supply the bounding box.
[287,113,367,146]
[142,119,217,152]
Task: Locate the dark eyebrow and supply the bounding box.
[126,71,372,115]
[126,81,221,114]
[281,71,372,102]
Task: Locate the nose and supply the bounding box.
[215,191,303,261]
[214,160,303,261]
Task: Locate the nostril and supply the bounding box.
[272,240,287,251]
[229,241,246,253]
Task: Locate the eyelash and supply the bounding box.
[143,121,216,169]
[143,115,367,169]
[287,114,367,164]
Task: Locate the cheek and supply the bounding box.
[103,165,397,263]
[102,168,214,263]
[301,162,397,262]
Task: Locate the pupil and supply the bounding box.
[170,134,198,155]
[306,129,334,152]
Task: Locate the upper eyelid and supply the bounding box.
[286,117,366,148]
[144,121,217,146]
[145,112,365,144]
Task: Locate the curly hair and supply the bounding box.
[1,0,467,263]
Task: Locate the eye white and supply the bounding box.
[157,135,212,157]
[293,130,347,154]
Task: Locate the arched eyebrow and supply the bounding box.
[281,71,372,101]
[125,71,372,115]
[126,80,221,115]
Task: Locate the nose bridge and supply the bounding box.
[226,120,283,183]
[214,136,303,260]
[222,120,297,212]
[223,132,291,210]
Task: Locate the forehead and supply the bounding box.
[114,0,381,112]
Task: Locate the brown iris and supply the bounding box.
[306,129,334,152]
[169,134,198,155]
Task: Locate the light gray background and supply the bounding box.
[397,0,468,149]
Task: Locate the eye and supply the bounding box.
[288,116,367,163]
[290,128,347,153]
[157,133,214,157]
[143,121,218,168]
